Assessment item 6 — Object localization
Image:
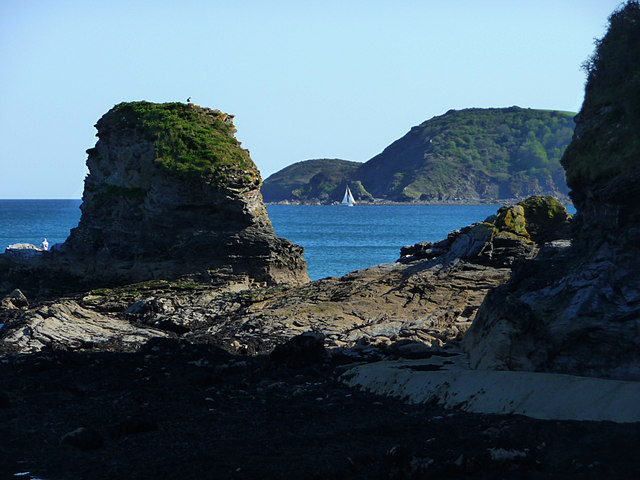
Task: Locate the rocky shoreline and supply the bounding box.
[0,197,569,358]
[4,195,614,480]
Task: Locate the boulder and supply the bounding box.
[270,331,327,368]
[4,243,42,260]
[0,289,28,310]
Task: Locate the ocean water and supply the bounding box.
[0,200,82,252]
[267,204,500,279]
[0,200,576,281]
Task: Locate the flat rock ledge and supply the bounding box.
[340,353,640,423]
[1,299,166,354]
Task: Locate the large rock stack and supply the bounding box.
[1,102,308,296]
[463,2,640,380]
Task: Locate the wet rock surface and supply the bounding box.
[2,342,640,480]
[0,298,168,355]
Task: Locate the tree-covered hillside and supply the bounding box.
[261,159,361,203]
[262,107,575,204]
[357,107,574,202]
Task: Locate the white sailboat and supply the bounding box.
[341,185,356,206]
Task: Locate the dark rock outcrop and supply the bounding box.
[464,2,640,380]
[269,331,327,368]
[0,102,308,297]
[60,427,104,451]
[4,243,43,260]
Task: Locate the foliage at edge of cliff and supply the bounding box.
[561,1,640,188]
[97,101,260,188]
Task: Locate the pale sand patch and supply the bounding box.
[340,353,640,423]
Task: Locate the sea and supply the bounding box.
[0,200,576,281]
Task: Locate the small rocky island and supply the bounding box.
[0,102,308,298]
[2,3,640,478]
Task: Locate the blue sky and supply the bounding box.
[0,0,622,198]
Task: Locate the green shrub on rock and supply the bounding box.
[98,102,260,188]
[493,196,570,242]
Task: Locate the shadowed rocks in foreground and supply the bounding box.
[3,341,640,480]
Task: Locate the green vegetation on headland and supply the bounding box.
[260,159,361,203]
[262,107,575,204]
[97,101,259,186]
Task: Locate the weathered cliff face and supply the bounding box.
[464,2,640,380]
[560,3,640,252]
[0,102,308,296]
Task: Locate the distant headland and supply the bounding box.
[262,107,575,205]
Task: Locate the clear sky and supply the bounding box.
[0,0,623,198]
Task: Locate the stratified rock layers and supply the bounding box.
[0,102,308,296]
[464,3,640,380]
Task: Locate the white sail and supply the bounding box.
[342,186,356,206]
[347,188,356,206]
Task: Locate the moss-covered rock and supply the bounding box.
[0,101,309,297]
[518,196,571,242]
[557,2,640,252]
[493,196,570,242]
[495,204,529,238]
[98,102,259,188]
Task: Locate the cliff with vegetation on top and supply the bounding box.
[0,101,309,297]
[262,107,575,204]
